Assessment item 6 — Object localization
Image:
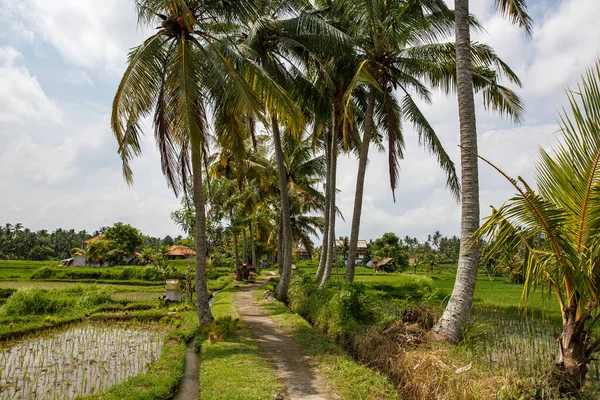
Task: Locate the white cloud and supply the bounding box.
[0,46,62,125]
[15,0,151,75]
[0,111,183,237]
[64,70,93,86]
[1,0,599,243]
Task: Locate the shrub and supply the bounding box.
[78,289,113,308]
[3,289,75,315]
[201,316,242,343]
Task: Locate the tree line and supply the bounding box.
[0,222,183,261]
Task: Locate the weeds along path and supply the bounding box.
[233,278,333,400]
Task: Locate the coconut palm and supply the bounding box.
[475,61,600,389]
[431,0,532,342]
[111,0,272,327]
[237,2,352,299]
[335,0,524,282]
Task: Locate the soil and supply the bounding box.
[233,279,334,400]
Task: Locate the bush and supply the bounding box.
[286,274,375,345]
[3,289,75,315]
[201,316,242,343]
[78,289,113,308]
[29,266,162,282]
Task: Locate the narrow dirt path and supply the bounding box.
[233,279,332,400]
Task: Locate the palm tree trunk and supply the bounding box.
[346,86,376,282]
[553,305,589,389]
[315,131,331,283]
[233,230,240,270]
[250,222,257,270]
[242,227,247,264]
[192,147,214,327]
[272,117,293,301]
[320,117,339,288]
[431,0,479,343]
[277,212,284,276]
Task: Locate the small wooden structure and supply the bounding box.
[166,279,182,301]
[375,258,397,273]
[294,248,311,260]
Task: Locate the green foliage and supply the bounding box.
[201,316,242,343]
[104,222,143,255]
[3,289,75,315]
[78,289,114,308]
[0,288,16,299]
[258,285,399,400]
[476,60,600,329]
[287,274,375,343]
[30,266,162,282]
[369,232,410,271]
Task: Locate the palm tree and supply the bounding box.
[475,61,600,389]
[344,0,459,279]
[431,0,532,343]
[336,0,525,282]
[237,2,351,299]
[111,0,267,327]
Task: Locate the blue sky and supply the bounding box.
[0,0,599,241]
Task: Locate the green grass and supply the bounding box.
[200,287,283,400]
[296,260,562,323]
[0,260,55,279]
[256,282,399,400]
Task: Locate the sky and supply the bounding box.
[0,0,599,242]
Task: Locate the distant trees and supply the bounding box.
[104,222,143,263]
[0,222,178,262]
[368,233,409,272]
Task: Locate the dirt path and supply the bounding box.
[233,279,332,400]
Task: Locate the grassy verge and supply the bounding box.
[200,286,283,400]
[255,281,399,400]
[82,311,198,400]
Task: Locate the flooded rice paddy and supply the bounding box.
[0,322,169,399]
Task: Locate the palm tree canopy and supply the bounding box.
[476,60,600,323]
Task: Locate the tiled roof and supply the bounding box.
[167,245,196,256]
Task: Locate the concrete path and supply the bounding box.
[233,279,332,400]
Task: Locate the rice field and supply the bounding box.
[0,322,170,399]
[469,307,600,386]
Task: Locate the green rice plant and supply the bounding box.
[2,289,75,315]
[78,289,114,308]
[0,322,171,399]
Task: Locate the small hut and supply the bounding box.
[166,245,196,260]
[375,258,397,273]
